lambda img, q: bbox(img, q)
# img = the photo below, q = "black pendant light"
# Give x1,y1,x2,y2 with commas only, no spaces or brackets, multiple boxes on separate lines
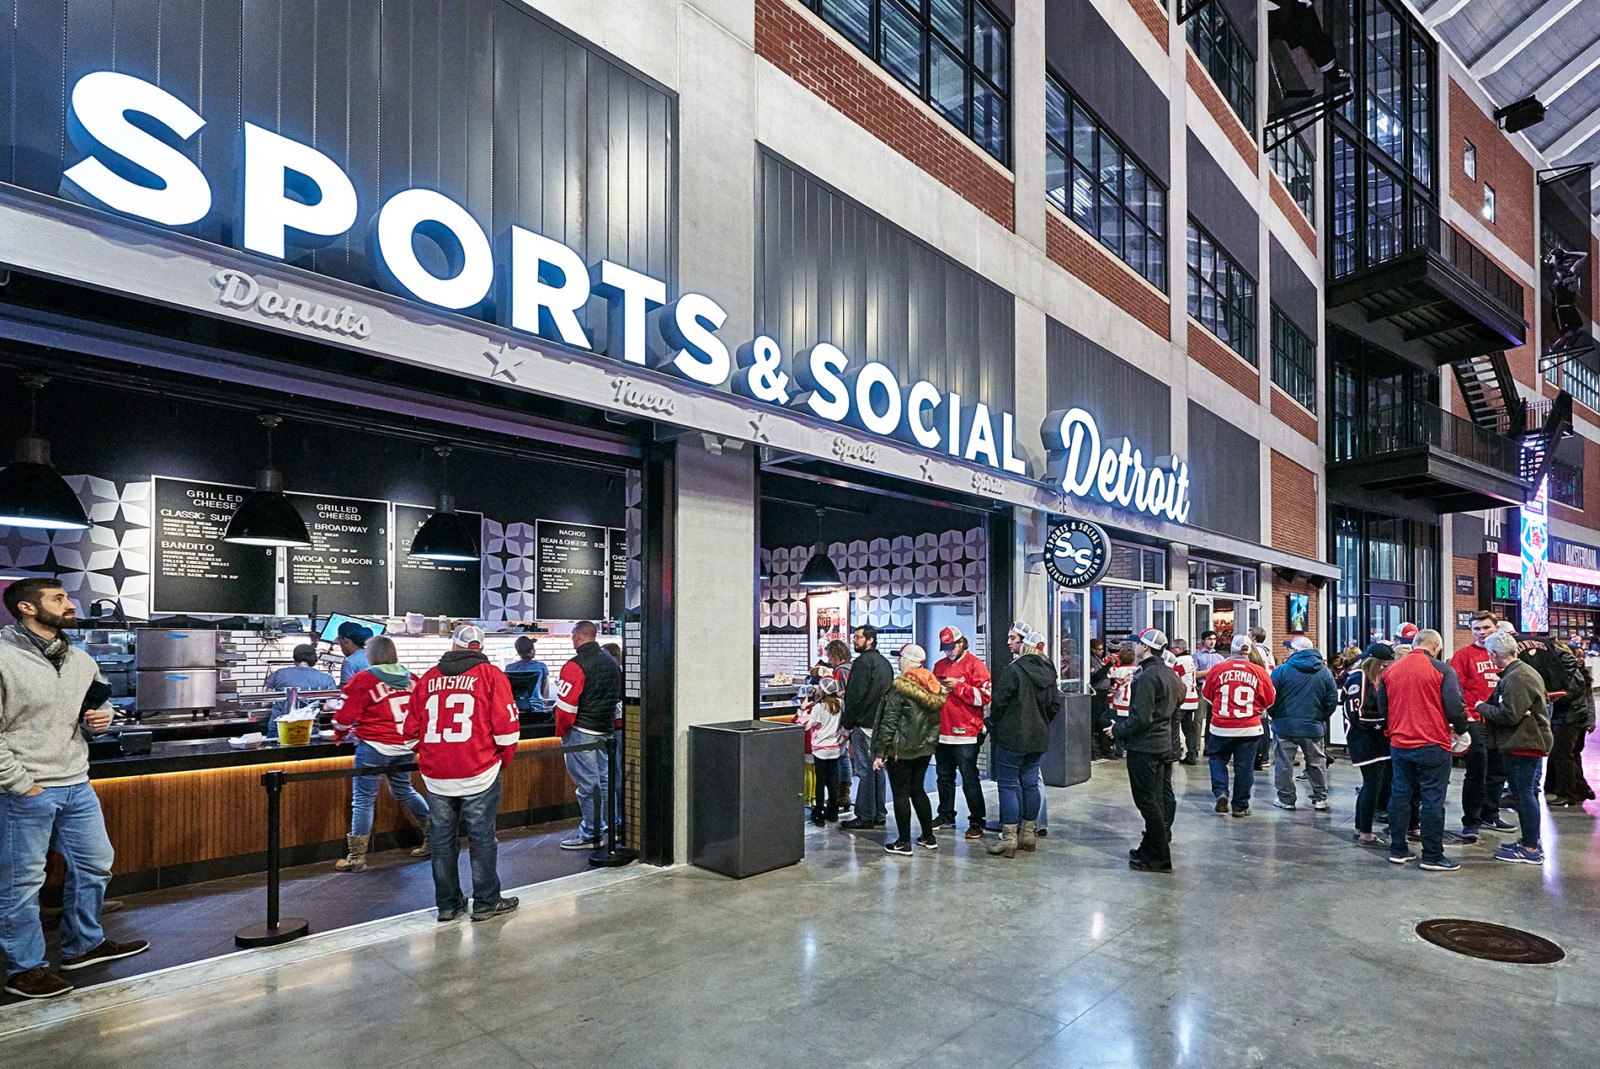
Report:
410,444,480,562
798,507,843,587
223,414,312,547
0,374,90,531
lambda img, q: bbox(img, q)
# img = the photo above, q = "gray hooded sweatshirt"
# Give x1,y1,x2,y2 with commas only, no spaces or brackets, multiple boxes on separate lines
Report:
0,624,108,794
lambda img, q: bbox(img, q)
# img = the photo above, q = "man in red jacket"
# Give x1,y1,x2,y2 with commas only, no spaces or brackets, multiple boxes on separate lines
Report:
932,626,991,839
1376,629,1469,872
403,625,521,922
553,620,623,851
1450,610,1511,840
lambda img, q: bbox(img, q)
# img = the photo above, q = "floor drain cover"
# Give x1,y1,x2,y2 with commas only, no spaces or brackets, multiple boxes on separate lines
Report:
1415,919,1565,964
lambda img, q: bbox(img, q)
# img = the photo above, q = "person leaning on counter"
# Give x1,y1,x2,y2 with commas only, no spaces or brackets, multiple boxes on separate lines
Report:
0,578,148,1000
263,644,336,728
336,622,374,685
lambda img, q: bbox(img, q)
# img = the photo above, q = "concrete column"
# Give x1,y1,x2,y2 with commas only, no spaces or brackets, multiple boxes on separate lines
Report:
671,434,758,861
1011,0,1047,251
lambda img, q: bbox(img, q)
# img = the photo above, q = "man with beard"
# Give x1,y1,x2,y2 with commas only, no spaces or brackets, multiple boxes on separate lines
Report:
1,578,147,999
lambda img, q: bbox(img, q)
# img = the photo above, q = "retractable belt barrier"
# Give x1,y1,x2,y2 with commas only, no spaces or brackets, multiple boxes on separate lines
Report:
234,734,633,949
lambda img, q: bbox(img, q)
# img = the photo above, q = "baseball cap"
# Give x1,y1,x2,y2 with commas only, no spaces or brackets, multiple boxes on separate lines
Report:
1136,628,1168,652
1010,619,1032,637
1397,622,1419,641
899,643,927,668
938,626,964,651
451,623,485,649
1288,636,1314,652
1362,642,1396,660
1230,635,1253,653
818,676,842,696
1023,630,1046,652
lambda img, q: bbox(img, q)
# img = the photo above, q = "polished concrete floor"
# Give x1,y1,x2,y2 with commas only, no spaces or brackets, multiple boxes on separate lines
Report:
6,819,591,999
3,741,1598,1068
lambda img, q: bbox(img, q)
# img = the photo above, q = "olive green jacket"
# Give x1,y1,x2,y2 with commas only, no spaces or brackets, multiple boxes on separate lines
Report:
871,675,944,761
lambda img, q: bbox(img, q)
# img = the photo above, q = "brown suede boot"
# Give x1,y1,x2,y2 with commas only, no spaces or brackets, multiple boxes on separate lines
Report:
1019,820,1038,852
986,824,1018,857
334,834,370,872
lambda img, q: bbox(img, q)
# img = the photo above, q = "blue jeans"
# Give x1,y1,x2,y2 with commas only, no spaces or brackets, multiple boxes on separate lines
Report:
0,783,114,973
1207,734,1260,810
935,742,985,827
564,731,611,840
350,742,430,837
1501,753,1544,850
428,777,503,914
1389,745,1452,862
850,728,887,822
991,744,1043,825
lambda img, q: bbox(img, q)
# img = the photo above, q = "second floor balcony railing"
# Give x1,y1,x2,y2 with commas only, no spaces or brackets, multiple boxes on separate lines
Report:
1331,399,1522,476
1330,201,1524,324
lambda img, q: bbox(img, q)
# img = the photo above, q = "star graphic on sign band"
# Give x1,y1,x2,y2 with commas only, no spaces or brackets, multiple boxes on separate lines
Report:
484,344,529,383
918,458,934,482
749,414,771,443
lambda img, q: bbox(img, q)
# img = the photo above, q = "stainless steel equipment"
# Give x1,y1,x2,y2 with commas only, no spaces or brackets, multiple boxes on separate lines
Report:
136,669,218,713
134,628,237,715
135,629,220,670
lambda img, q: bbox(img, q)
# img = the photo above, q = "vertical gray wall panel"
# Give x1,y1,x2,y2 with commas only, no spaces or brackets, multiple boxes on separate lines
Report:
1186,401,1260,542
1044,0,1170,180
757,152,1015,410
1186,132,1257,271
1269,236,1318,337
1045,318,1171,455
0,0,676,327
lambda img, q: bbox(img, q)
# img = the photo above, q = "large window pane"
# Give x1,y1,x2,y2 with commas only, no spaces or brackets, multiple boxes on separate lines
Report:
971,78,1006,159
930,38,967,126
816,0,870,50
973,3,1007,90
930,0,965,44
880,1,924,93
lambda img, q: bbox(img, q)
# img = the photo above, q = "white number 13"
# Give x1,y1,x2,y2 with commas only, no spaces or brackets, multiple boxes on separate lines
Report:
424,693,474,743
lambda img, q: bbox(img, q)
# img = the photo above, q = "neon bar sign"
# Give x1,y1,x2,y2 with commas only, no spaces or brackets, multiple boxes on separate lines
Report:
57,70,1190,520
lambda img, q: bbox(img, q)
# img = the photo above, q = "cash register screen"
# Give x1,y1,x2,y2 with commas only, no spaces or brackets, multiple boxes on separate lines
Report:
318,613,388,644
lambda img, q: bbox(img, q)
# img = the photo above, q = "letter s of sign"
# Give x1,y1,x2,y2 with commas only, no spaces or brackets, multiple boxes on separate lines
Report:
652,293,731,387
62,71,213,227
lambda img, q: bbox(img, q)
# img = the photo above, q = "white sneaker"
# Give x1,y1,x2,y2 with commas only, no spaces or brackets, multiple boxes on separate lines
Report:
1313,800,1330,812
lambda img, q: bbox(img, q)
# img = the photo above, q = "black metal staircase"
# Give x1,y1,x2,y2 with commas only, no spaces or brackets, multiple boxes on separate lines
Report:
1451,352,1525,434
1518,391,1574,492
1446,350,1574,498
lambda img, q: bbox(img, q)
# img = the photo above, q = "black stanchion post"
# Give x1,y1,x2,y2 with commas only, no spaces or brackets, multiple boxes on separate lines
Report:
235,769,312,948
589,734,637,868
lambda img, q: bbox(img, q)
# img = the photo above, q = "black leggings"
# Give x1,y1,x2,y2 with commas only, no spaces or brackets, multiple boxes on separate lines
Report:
812,757,839,815
886,755,934,841
1355,761,1390,834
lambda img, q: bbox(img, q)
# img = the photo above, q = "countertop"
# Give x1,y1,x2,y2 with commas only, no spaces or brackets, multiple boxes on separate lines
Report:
89,724,558,780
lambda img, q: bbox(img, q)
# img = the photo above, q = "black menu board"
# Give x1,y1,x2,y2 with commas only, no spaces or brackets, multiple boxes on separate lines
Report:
149,477,276,615
286,493,389,616
393,503,483,618
535,521,608,620
608,527,629,620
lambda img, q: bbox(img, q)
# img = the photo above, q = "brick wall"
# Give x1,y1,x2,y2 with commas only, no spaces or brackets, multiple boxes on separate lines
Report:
756,0,1015,230
1046,210,1172,339
1448,80,1535,266
1131,0,1169,48
1269,172,1316,251
1269,450,1318,558
1186,52,1255,166
1271,386,1317,443
1188,319,1262,399
1272,577,1319,644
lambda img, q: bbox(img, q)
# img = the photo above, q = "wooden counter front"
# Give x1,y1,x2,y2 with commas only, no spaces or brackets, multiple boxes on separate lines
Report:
89,738,576,892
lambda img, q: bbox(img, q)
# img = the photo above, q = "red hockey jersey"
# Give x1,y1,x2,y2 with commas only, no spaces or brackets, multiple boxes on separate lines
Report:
1201,657,1276,737
402,655,521,797
932,651,991,744
1448,642,1500,722
332,666,415,755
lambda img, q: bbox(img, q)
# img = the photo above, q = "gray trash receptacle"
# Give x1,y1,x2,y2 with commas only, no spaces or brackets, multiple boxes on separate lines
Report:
1041,694,1094,788
689,720,805,878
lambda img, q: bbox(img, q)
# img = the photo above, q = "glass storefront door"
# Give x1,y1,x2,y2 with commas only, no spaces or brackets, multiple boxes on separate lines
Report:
1147,591,1179,640
1054,588,1088,694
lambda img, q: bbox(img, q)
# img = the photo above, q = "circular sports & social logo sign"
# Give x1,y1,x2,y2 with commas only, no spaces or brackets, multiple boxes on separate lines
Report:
1043,519,1111,589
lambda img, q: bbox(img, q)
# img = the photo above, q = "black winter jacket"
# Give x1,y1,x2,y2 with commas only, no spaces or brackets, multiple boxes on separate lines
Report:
1518,638,1586,723
842,648,893,731
1113,657,1182,758
989,654,1059,754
